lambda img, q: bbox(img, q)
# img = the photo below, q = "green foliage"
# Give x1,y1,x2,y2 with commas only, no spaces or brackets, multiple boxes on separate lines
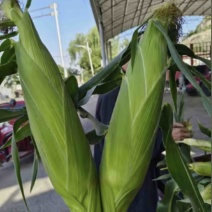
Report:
79,27,101,81
1,1,211,211
80,48,101,81
182,16,211,40
68,27,130,82
68,27,101,82
0,39,18,85
120,38,130,50
160,104,208,212
196,16,211,32
0,8,14,34
107,37,130,61
57,64,68,79
68,33,86,60
109,36,120,59
183,30,197,39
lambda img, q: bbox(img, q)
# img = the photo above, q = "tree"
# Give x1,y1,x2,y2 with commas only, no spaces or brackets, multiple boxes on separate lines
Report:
120,38,130,51
68,27,102,82
68,27,130,82
68,33,86,61
4,73,20,88
57,64,66,79
107,37,130,61
110,36,120,59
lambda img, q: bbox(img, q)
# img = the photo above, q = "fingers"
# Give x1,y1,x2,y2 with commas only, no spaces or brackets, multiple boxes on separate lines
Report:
173,132,191,141
180,128,191,133
173,122,184,128
172,122,192,141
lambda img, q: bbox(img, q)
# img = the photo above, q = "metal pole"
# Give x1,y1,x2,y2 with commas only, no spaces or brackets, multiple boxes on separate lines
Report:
98,19,107,67
108,40,112,61
51,3,68,78
32,13,51,19
86,41,94,76
73,44,94,77
30,6,50,12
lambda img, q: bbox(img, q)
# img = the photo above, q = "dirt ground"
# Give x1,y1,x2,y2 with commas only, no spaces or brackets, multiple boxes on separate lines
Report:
0,93,210,212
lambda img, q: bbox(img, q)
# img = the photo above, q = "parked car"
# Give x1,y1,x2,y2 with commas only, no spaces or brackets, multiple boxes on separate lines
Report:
186,65,211,96
0,99,33,163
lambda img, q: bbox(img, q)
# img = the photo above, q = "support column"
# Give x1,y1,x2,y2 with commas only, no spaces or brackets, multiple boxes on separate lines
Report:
108,40,112,61
98,19,108,67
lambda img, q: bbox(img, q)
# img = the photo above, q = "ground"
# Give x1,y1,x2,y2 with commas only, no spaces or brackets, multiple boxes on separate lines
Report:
0,92,210,211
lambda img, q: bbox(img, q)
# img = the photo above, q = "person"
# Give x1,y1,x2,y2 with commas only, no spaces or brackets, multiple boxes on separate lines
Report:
94,67,192,212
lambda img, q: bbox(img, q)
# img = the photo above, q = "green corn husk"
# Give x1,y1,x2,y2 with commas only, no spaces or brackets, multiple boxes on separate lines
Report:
2,1,101,211
100,3,182,211
176,138,211,152
201,183,211,204
189,162,211,177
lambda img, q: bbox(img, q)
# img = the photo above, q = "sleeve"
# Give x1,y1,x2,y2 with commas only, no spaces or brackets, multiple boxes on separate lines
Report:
151,128,165,163
94,96,104,171
95,95,103,122
94,88,120,171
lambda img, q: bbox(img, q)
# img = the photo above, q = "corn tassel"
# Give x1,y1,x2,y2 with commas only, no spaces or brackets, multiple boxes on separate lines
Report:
100,4,182,211
2,1,101,211
189,162,211,177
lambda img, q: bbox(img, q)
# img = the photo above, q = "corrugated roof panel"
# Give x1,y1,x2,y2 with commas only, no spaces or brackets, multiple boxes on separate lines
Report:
101,1,111,12
132,16,140,27
112,24,123,36
90,0,211,41
185,1,211,15
125,13,136,22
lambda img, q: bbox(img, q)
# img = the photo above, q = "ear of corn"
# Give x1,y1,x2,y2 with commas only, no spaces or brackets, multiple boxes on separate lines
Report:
201,183,211,204
100,4,181,211
2,1,101,211
189,162,211,177
176,138,211,152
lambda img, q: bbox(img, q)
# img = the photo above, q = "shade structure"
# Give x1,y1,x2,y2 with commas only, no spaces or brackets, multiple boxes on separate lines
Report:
90,0,211,42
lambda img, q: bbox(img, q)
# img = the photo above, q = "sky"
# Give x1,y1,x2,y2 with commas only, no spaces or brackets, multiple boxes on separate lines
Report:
28,0,96,67
23,0,204,68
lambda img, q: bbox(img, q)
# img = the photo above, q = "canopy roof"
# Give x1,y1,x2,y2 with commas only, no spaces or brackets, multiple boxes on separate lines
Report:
90,0,211,41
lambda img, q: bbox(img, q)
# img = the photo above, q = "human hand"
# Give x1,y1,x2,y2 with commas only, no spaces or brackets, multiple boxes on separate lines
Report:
172,122,192,141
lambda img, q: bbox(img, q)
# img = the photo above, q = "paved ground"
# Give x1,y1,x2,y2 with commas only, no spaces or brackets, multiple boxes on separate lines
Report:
0,92,210,211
